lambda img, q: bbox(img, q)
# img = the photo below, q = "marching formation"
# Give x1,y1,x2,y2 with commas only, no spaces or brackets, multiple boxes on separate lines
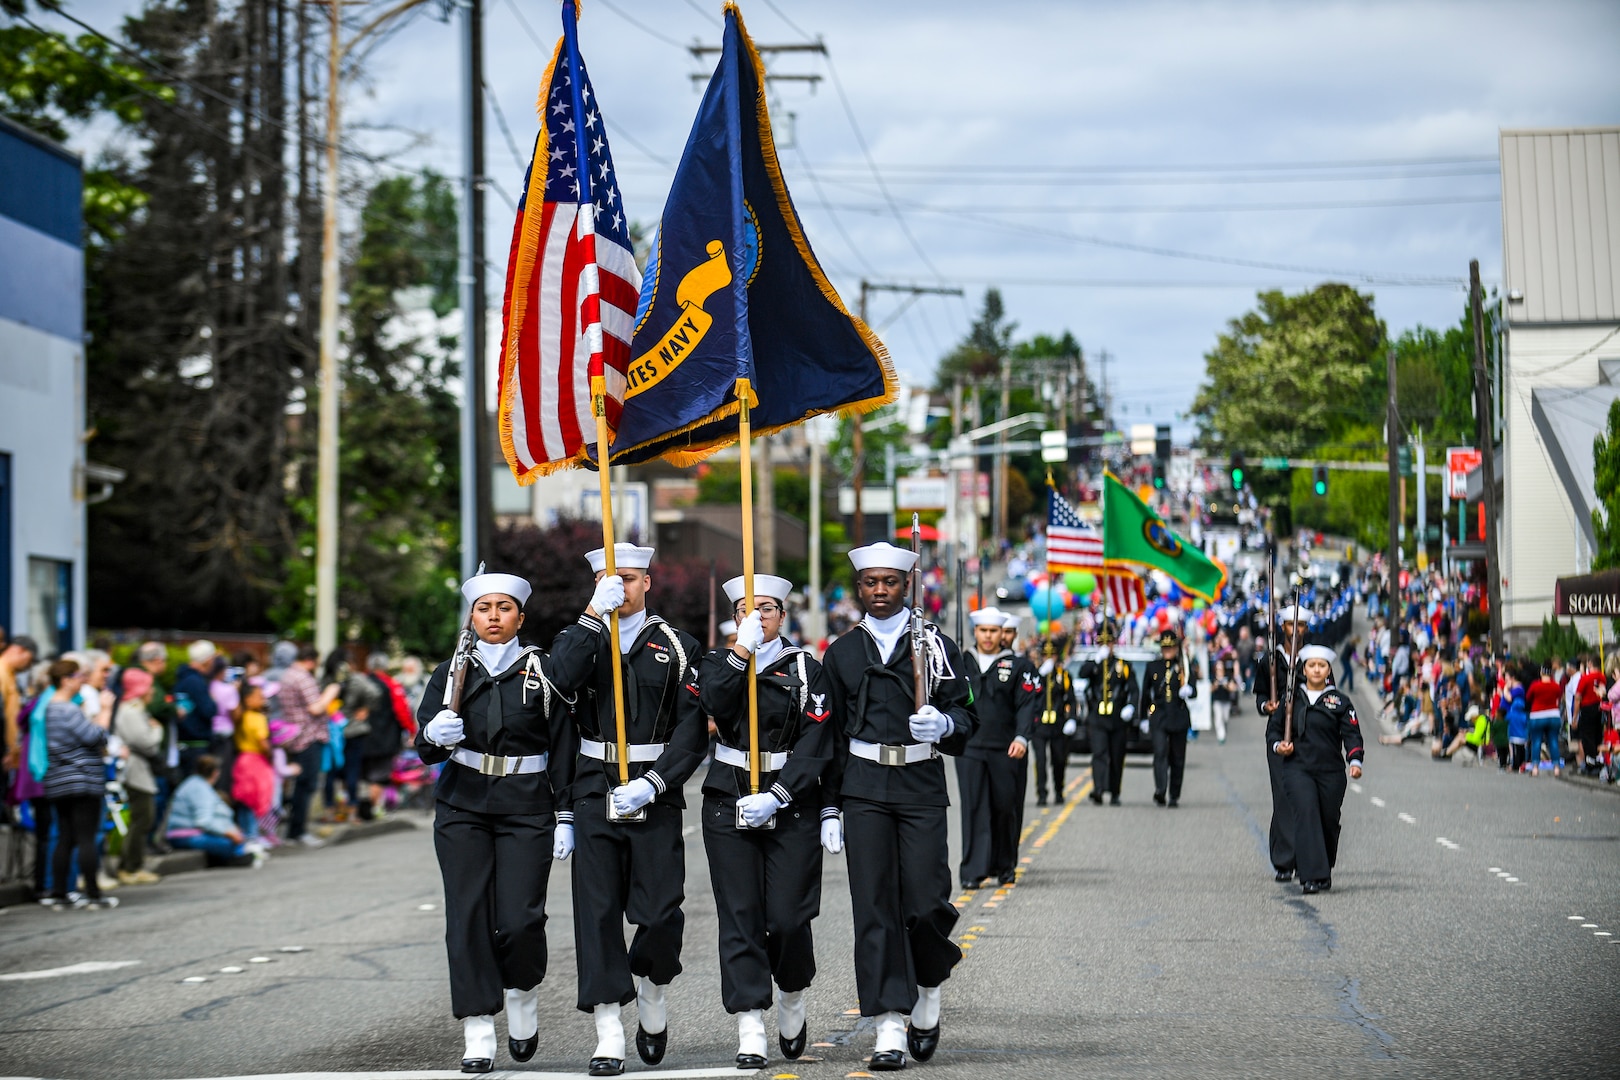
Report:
420,541,975,1075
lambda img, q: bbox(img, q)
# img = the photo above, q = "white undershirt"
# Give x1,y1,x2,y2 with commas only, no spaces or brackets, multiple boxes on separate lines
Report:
1304,687,1327,705
614,609,647,654
474,637,523,677
974,648,1009,673
756,635,786,669
863,610,909,665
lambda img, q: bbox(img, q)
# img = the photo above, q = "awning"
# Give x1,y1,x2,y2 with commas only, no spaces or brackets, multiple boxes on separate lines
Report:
1554,568,1620,618
1530,385,1620,548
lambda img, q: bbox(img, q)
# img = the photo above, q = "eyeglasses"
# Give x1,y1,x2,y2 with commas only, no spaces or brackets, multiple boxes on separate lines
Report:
736,603,783,616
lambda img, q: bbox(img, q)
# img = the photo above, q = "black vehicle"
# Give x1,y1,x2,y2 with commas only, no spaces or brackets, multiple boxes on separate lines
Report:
1064,644,1158,757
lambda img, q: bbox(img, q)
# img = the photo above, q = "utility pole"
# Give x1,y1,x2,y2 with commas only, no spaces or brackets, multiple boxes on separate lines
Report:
1386,347,1401,645
1414,427,1426,571
807,423,824,646
1471,259,1503,652
459,0,491,586
997,354,1011,546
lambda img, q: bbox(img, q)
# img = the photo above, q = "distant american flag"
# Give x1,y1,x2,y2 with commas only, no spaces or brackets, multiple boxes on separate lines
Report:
1047,487,1104,572
1103,572,1146,615
498,4,640,481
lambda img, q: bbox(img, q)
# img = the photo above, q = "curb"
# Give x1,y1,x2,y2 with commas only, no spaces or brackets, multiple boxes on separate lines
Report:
1555,771,1620,797
0,813,421,908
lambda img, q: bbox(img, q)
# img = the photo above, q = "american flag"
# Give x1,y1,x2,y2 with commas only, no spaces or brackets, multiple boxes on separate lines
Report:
1047,487,1104,572
498,4,640,482
1102,571,1147,615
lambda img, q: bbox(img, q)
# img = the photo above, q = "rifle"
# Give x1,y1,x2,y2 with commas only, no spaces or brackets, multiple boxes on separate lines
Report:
443,605,478,715
1267,541,1278,715
910,513,927,711
1282,587,1303,745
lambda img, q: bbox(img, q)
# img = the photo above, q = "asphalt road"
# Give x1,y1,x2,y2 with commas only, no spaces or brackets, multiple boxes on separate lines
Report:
3,663,1617,1079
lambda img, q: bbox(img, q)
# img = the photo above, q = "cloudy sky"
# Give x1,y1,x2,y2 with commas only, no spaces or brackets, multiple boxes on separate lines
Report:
51,0,1620,439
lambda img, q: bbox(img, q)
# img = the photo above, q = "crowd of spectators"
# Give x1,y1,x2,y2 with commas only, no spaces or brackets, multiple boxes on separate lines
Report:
0,630,432,910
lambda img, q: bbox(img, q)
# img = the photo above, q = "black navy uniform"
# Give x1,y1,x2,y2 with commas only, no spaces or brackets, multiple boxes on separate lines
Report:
697,642,838,1015
1254,654,1295,874
958,650,1041,885
1079,653,1138,802
547,610,708,1012
1267,683,1364,886
1031,663,1077,805
1143,655,1198,804
822,621,976,1018
415,646,574,1020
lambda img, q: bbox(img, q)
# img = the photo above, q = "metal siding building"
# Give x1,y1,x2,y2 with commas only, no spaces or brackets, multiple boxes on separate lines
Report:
1499,127,1620,645
0,116,86,656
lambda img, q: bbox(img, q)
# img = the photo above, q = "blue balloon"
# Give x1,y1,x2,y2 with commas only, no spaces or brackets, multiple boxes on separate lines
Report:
1022,578,1037,599
1029,584,1063,621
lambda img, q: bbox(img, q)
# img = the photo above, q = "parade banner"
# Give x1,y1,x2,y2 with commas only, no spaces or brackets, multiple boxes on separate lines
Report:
1101,472,1227,602
611,2,895,465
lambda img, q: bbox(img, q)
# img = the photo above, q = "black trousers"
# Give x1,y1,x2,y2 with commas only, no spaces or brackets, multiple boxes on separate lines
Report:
1152,726,1188,800
844,797,961,1016
1030,731,1067,802
571,794,686,1012
1090,722,1127,797
955,753,1022,883
1267,756,1295,873
433,802,554,1018
286,742,324,840
30,797,54,895
1279,766,1347,884
49,795,103,900
1578,704,1604,764
701,795,822,1013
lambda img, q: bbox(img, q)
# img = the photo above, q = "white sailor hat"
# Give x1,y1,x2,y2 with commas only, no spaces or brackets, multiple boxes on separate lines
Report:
1276,605,1309,624
969,607,1005,627
848,542,918,573
723,574,793,605
1298,644,1336,664
1000,611,1022,629
719,619,738,638
461,571,532,606
585,543,656,573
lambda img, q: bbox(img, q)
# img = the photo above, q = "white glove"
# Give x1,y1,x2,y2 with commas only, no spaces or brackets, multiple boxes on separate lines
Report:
611,777,656,815
1121,704,1136,722
820,816,844,853
909,705,952,743
736,792,782,827
1039,658,1055,676
553,823,574,860
1179,684,1195,700
590,574,625,616
1139,719,1151,735
735,611,765,655
1062,719,1077,736
424,709,465,747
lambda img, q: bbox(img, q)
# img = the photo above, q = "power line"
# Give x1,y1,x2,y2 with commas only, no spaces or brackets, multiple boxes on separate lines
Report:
803,166,1500,188
482,77,530,179
800,194,1501,215
808,155,1500,176
591,0,690,49
679,0,724,30
789,144,880,276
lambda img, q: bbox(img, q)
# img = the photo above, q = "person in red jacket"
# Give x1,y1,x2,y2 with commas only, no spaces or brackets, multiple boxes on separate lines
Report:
1525,667,1566,775
1574,655,1608,774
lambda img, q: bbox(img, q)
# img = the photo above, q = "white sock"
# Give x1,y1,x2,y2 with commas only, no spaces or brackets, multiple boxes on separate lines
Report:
874,1011,907,1053
776,987,806,1039
504,986,538,1040
911,985,941,1030
738,1009,767,1058
462,1015,496,1060
637,977,668,1034
593,1002,625,1060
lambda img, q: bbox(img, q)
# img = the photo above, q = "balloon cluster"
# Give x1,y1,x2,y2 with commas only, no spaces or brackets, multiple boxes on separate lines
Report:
1018,570,1098,634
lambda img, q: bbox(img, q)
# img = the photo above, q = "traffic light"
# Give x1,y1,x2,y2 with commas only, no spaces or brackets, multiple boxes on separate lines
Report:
1230,452,1245,491
1312,465,1328,497
1153,460,1166,489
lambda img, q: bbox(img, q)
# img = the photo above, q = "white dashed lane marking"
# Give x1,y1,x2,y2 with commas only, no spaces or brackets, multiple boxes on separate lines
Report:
1436,837,1460,850
1350,782,1362,794
1397,812,1416,824
0,960,140,982
1369,796,1386,807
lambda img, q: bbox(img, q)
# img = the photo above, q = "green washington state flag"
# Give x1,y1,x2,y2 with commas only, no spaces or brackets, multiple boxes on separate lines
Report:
1101,472,1227,602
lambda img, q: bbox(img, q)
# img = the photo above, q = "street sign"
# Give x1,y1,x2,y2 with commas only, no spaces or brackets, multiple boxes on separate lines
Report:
1040,429,1068,463
1261,456,1290,470
837,487,894,514
896,476,949,510
1446,446,1481,499
1129,423,1155,456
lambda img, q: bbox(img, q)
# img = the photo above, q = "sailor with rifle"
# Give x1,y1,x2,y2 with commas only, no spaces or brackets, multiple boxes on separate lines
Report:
1269,643,1364,894
957,607,1041,889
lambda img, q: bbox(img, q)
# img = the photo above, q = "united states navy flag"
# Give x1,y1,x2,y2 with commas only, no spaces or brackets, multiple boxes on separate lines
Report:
611,2,896,464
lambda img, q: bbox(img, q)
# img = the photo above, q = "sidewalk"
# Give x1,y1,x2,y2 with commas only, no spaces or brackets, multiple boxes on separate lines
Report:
0,811,422,909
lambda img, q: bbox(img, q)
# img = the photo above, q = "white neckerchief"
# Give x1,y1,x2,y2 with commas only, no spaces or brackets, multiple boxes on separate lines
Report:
974,648,1009,673
756,635,786,669
474,637,523,677
1304,686,1327,705
614,609,648,654
863,609,909,665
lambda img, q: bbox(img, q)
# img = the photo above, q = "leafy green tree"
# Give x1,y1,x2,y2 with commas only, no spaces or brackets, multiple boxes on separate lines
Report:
1524,617,1590,667
1288,424,1391,551
934,288,1015,388
1191,283,1386,458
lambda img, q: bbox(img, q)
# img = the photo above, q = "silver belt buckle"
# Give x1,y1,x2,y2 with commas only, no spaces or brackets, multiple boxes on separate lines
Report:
479,754,512,777
878,744,906,767
735,803,777,830
607,798,646,824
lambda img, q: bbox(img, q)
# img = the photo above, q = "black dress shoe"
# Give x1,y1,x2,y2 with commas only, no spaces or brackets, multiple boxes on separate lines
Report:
736,1051,767,1069
1109,795,1121,806
869,1048,908,1071
1153,791,1167,806
907,1023,940,1061
460,1059,493,1074
1168,799,1179,808
1036,797,1048,807
960,877,983,890
636,1024,667,1065
1274,868,1295,882
780,1024,807,1059
997,870,1016,886
509,1034,538,1062
1088,791,1103,805
588,1057,625,1077
1319,879,1332,891
1300,880,1322,895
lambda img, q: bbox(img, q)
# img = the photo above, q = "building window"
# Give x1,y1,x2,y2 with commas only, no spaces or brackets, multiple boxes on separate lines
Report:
27,556,72,658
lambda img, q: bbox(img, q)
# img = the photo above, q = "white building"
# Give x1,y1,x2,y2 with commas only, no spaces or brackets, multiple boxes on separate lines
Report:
1499,126,1620,647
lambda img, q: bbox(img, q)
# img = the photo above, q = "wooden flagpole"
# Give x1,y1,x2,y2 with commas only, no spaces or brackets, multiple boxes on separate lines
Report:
592,376,631,784
736,378,761,796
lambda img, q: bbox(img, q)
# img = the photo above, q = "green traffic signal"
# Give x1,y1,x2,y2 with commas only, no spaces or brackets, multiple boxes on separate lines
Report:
1314,480,1327,495
1231,468,1244,489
